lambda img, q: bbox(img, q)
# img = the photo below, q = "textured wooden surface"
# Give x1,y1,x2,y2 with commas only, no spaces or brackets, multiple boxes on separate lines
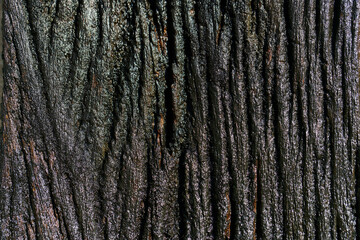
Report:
1,0,360,239
0,0,3,113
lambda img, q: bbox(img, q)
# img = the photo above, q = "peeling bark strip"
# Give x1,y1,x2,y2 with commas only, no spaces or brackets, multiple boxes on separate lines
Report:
1,0,360,239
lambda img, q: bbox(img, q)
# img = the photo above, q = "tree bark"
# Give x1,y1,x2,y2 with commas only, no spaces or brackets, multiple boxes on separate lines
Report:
1,0,360,239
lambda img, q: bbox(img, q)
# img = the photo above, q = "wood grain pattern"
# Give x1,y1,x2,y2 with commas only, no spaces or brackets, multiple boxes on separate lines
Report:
1,0,360,239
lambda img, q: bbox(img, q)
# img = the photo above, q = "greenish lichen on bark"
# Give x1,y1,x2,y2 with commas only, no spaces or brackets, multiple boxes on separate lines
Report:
1,0,360,239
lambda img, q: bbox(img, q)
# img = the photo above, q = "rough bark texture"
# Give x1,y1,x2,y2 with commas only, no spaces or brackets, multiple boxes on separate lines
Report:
1,0,360,239
0,0,3,113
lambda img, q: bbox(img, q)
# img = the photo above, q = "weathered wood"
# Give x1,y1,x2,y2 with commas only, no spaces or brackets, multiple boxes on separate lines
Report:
1,0,360,239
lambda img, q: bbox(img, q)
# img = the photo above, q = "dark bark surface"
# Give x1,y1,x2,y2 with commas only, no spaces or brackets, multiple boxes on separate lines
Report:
1,0,360,239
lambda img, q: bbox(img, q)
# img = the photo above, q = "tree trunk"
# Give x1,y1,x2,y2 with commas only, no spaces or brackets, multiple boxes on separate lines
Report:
1,0,360,239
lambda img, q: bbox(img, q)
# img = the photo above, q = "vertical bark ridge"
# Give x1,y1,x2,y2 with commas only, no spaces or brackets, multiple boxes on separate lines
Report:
226,2,254,238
